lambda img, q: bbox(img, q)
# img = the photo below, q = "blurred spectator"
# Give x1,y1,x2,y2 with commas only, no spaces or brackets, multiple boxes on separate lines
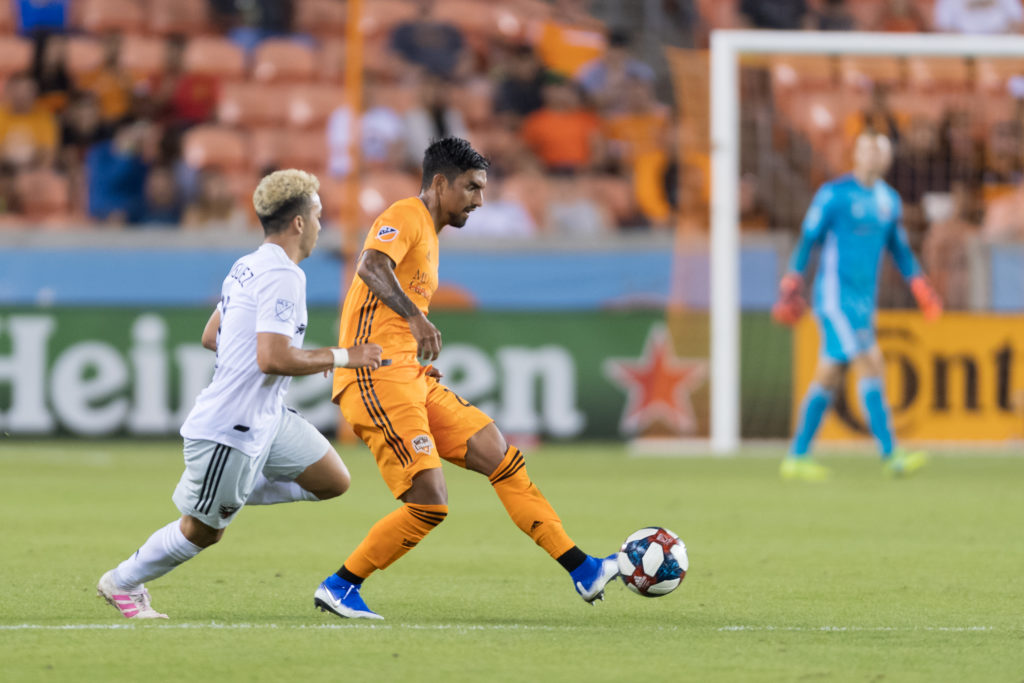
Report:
520,73,602,175
59,91,109,209
493,45,546,125
983,178,1024,240
31,34,71,112
603,77,673,225
934,0,1023,34
546,176,612,236
531,0,608,79
447,179,537,239
814,0,856,31
227,0,296,53
739,0,814,29
16,0,70,35
0,73,59,169
327,83,406,177
182,167,249,230
164,38,219,127
874,0,928,32
403,73,469,169
843,85,905,149
0,166,16,214
980,120,1023,202
140,165,184,226
891,116,950,213
924,182,975,309
86,120,156,224
390,0,467,80
936,110,983,204
577,28,656,114
75,36,132,124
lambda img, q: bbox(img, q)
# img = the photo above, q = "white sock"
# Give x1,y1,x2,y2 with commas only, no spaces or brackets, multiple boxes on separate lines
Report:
245,474,319,505
112,520,202,590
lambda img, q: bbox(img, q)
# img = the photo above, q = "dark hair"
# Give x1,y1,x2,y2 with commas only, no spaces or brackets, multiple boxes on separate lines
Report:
420,137,489,191
258,194,313,235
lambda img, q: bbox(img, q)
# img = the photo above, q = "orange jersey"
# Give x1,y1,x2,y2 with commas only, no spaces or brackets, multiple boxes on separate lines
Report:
332,197,438,400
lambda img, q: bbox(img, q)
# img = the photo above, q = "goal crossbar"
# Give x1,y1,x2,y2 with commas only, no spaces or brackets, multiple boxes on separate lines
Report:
709,30,1024,454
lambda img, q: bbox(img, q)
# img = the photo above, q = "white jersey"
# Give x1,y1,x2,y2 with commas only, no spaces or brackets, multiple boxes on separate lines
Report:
181,243,309,457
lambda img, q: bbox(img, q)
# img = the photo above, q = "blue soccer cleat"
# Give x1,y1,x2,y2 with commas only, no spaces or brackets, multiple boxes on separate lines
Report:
314,574,384,620
572,554,619,604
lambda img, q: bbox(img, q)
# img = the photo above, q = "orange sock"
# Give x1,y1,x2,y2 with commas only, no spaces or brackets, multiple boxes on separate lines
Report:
489,445,575,560
342,502,448,579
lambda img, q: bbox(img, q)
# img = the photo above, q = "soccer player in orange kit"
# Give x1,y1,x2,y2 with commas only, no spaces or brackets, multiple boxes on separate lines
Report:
314,137,618,619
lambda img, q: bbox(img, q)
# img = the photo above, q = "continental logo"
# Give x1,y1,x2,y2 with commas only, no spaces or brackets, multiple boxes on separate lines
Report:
794,312,1024,441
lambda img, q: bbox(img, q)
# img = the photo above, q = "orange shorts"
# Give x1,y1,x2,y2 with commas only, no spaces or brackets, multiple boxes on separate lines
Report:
338,368,494,498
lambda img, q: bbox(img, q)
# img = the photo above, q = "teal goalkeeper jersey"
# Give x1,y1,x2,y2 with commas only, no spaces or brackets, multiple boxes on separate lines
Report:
788,173,921,323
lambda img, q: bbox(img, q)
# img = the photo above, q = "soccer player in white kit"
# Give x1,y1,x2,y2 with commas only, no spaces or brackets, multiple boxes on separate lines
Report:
97,169,382,619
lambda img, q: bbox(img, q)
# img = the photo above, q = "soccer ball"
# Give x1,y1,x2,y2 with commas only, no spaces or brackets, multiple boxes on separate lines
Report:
617,526,688,597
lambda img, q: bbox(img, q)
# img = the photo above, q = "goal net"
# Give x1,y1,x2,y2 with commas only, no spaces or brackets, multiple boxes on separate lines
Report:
708,31,1024,453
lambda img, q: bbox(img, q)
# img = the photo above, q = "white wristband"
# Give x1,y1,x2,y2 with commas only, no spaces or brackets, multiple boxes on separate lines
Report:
331,348,349,368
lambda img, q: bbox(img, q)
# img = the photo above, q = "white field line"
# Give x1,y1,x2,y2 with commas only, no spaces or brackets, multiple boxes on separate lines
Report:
0,623,1002,633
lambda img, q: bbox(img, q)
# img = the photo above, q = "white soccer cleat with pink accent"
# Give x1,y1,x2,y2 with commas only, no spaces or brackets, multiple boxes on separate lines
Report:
97,570,168,619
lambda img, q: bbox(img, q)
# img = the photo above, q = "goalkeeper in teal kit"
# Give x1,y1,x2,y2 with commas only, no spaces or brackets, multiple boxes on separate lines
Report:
773,132,943,481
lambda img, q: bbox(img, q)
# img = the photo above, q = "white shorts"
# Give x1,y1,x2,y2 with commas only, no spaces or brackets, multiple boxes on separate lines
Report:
172,407,331,529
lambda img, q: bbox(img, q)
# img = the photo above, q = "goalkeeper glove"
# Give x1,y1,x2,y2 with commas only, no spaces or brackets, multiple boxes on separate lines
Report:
771,272,807,326
910,275,943,321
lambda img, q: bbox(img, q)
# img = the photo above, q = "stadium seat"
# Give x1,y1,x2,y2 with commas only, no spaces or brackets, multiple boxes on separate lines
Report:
182,125,248,170
839,56,905,91
294,0,347,38
252,39,318,83
217,82,288,127
318,39,345,82
0,36,32,78
907,56,970,92
183,37,247,80
696,0,740,28
358,169,420,220
64,36,106,79
146,0,211,36
975,58,1024,94
431,1,510,40
118,34,168,80
248,127,327,172
14,169,72,221
75,0,145,34
360,0,419,37
287,84,345,128
771,55,836,92
0,1,14,34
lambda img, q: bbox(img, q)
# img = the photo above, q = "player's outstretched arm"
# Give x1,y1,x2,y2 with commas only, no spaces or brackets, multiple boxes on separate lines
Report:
356,249,442,361
201,307,220,351
256,332,382,375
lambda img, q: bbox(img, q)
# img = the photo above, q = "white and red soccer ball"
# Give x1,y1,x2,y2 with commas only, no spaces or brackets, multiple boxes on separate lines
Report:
617,526,688,597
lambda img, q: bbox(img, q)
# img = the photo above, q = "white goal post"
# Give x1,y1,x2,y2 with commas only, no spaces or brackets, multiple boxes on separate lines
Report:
709,30,1024,454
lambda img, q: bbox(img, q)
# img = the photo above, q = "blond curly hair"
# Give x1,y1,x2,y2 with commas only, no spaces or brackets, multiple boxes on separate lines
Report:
252,169,320,228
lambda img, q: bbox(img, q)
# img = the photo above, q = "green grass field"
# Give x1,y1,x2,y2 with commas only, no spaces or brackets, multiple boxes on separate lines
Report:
1,441,1022,682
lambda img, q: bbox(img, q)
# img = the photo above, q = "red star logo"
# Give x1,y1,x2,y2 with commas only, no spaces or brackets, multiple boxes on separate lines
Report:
604,325,707,435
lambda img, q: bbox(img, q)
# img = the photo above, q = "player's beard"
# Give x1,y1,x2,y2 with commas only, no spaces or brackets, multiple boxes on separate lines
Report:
449,208,472,228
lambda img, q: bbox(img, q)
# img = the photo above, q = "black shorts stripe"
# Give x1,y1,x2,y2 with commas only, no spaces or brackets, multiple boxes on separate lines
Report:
195,444,229,515
202,448,231,514
356,368,413,467
361,369,415,464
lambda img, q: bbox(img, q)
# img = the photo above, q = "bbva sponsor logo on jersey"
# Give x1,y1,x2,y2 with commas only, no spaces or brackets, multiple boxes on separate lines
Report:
376,225,399,242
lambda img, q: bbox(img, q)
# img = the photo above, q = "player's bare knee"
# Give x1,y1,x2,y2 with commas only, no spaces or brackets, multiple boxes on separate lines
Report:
180,515,223,548
315,471,351,500
466,423,508,476
401,468,448,505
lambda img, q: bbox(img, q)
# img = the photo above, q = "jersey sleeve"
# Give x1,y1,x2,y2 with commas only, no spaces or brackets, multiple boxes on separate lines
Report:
255,268,304,337
886,194,922,280
787,184,834,274
361,205,420,266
